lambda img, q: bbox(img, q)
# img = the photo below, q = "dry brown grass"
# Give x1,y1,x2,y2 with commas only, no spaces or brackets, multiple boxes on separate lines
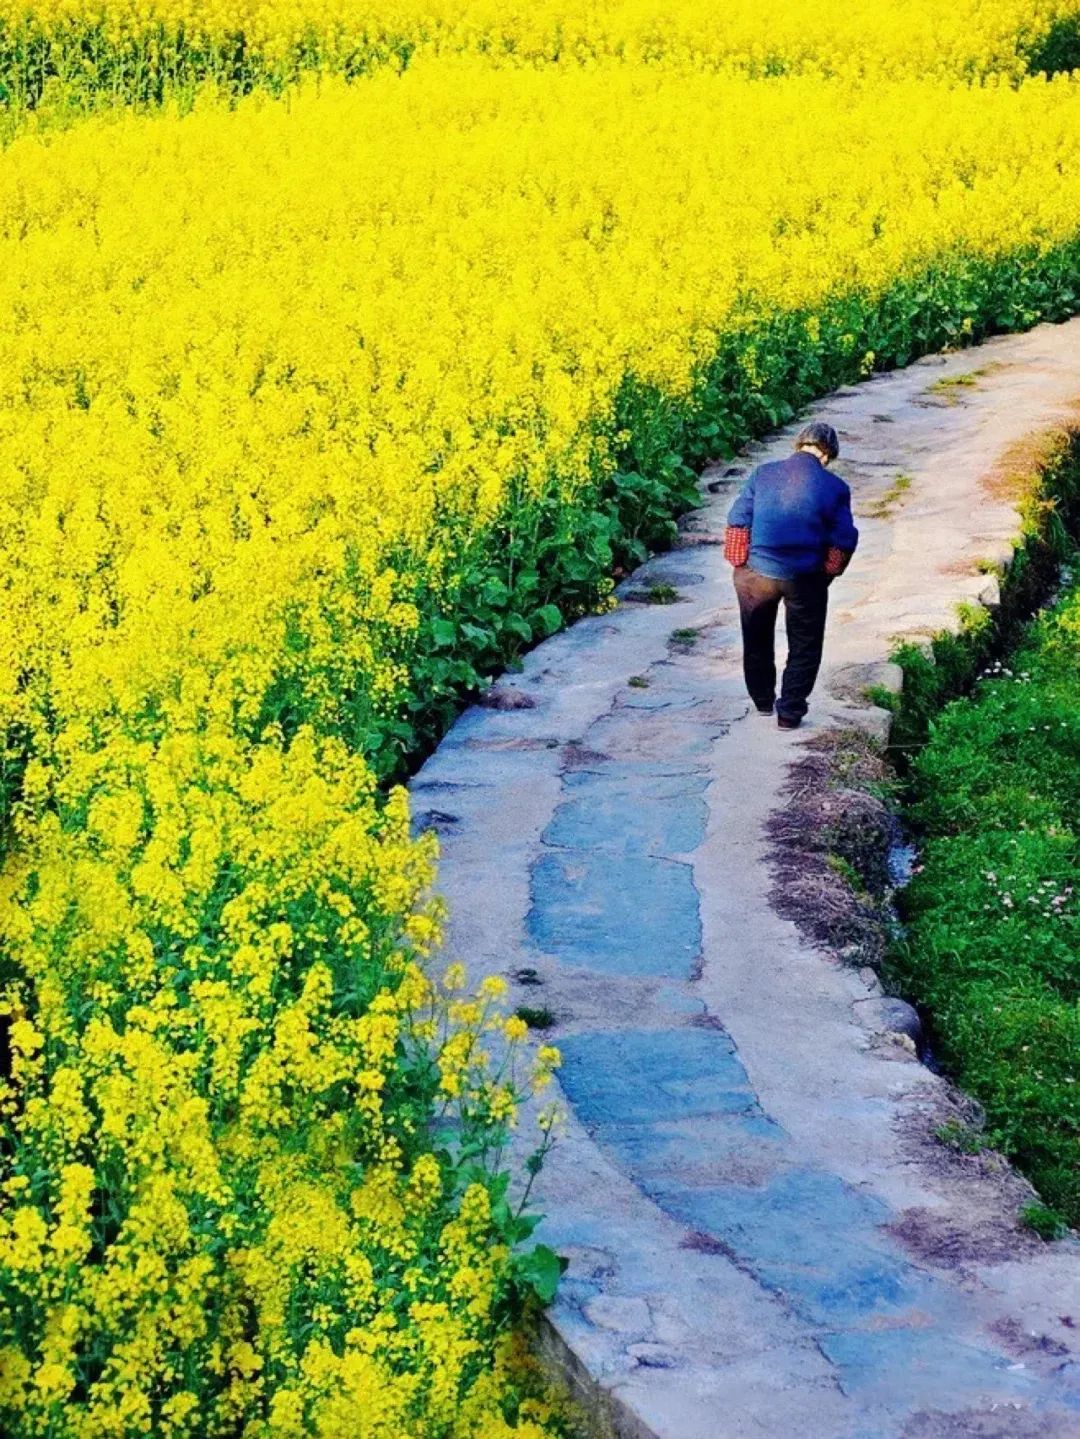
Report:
766,730,896,965
980,420,1077,505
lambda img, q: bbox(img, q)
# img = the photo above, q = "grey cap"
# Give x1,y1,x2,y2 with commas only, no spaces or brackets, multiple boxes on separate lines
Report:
794,421,840,461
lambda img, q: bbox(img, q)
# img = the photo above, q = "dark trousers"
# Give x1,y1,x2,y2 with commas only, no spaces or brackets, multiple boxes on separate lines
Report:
733,566,830,720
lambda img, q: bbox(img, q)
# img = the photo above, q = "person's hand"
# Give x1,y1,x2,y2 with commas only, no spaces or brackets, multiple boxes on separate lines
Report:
824,545,851,577
724,526,750,567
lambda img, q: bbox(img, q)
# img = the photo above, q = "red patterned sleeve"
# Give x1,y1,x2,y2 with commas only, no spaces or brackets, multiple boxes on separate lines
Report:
724,526,750,567
824,546,852,577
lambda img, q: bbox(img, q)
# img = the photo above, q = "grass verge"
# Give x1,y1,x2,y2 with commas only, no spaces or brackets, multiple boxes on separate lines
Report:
886,431,1080,1229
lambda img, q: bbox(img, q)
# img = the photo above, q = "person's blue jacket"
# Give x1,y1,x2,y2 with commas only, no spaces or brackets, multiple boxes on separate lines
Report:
726,451,858,580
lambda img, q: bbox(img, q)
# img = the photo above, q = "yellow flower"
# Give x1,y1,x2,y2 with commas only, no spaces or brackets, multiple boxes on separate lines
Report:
442,964,467,993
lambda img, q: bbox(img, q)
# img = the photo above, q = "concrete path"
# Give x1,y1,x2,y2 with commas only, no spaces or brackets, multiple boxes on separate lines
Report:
409,319,1080,1439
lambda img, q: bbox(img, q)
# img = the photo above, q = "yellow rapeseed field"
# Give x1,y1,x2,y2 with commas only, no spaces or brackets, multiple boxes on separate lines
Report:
3,66,1080,773
1,8,1080,1437
0,0,1078,104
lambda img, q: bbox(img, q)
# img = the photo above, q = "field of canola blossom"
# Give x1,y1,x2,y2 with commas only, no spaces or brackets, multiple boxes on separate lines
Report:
3,5,1080,1436
1,0,1080,112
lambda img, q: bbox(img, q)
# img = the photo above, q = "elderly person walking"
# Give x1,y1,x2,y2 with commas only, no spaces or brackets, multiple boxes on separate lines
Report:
723,421,858,730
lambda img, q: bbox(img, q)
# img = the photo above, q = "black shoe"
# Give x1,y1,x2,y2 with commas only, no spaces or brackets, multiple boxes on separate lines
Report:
754,699,775,716
777,714,802,730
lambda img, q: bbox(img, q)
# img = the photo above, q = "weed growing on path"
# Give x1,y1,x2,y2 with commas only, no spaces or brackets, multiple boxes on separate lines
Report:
921,363,1002,406
514,1006,558,1032
865,472,914,518
626,584,681,605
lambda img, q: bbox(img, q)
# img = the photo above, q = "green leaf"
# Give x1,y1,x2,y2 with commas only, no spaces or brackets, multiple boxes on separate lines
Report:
489,1171,511,1204
431,616,457,648
460,621,495,647
534,604,563,637
481,576,510,608
509,1211,542,1243
503,613,533,643
515,1244,567,1304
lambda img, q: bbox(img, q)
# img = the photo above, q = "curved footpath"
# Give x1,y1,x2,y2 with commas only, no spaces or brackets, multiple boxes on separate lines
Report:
410,319,1080,1439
